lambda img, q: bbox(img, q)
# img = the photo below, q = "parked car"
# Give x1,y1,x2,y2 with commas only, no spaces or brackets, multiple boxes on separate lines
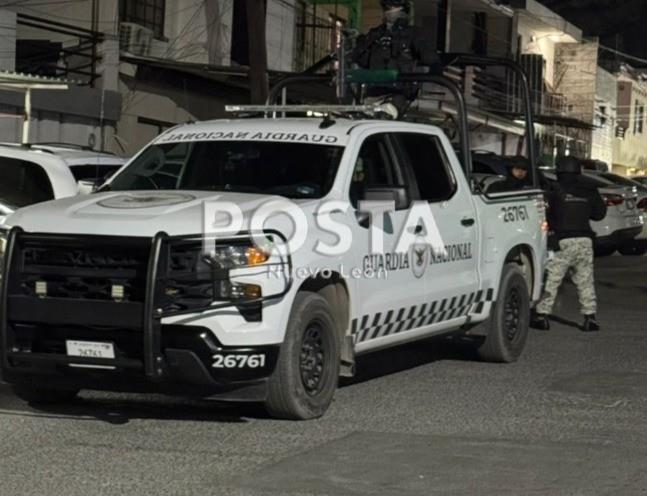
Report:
630,176,647,187
585,171,647,255
0,143,126,223
541,170,643,257
595,171,647,193
580,159,609,172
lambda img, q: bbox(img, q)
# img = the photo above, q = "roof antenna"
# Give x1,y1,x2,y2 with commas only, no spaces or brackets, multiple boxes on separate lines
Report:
319,113,336,129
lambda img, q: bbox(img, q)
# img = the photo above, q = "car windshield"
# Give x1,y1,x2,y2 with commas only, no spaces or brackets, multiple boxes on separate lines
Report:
543,171,618,190
0,156,54,208
600,173,647,191
583,174,615,188
106,141,344,199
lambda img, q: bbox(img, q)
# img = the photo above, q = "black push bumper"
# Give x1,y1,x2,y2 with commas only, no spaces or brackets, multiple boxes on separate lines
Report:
0,229,290,400
2,324,280,400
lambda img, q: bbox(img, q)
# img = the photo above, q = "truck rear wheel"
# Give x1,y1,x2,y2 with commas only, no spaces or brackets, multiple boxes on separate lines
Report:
12,384,79,405
265,292,341,420
478,264,530,363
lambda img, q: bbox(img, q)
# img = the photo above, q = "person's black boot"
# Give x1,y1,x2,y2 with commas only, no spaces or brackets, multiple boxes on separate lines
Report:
582,315,600,332
530,312,550,331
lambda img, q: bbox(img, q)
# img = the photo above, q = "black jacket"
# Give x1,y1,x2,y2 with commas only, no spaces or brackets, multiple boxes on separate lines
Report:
352,19,440,73
547,173,607,241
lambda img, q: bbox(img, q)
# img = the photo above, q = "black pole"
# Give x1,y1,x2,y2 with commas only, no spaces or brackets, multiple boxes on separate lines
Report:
246,0,269,104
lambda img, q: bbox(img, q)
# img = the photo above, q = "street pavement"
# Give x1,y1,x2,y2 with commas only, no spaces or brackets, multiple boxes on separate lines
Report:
0,256,646,495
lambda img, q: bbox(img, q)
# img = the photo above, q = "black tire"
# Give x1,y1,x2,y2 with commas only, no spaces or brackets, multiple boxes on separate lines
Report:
265,292,341,420
618,243,647,256
594,246,616,257
478,264,530,363
12,384,79,405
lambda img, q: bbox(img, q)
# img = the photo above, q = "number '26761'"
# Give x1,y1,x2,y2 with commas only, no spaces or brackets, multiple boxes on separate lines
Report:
501,206,529,223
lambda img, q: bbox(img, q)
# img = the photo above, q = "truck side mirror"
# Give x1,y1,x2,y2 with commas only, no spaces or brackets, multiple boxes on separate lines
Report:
77,170,116,195
363,186,410,210
77,179,99,195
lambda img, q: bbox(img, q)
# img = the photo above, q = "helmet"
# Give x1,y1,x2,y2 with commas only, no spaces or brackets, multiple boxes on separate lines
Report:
507,156,529,170
380,0,411,12
556,156,581,174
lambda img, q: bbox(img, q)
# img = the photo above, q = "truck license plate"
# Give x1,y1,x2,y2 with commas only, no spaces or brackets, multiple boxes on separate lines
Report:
66,340,115,369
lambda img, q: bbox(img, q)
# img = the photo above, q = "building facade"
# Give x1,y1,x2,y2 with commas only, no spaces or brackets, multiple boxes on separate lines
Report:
613,66,647,175
0,4,121,152
0,0,352,156
2,0,644,172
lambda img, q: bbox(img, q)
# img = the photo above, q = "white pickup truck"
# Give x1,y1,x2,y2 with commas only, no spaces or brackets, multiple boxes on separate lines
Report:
0,113,547,419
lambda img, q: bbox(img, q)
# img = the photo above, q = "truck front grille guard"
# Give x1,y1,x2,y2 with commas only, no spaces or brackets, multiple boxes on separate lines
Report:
0,228,293,380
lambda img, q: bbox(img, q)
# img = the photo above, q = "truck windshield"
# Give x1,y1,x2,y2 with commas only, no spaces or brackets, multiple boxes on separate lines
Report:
106,141,344,199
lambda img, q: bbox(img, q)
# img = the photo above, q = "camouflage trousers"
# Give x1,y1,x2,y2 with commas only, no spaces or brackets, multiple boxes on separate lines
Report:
536,237,597,316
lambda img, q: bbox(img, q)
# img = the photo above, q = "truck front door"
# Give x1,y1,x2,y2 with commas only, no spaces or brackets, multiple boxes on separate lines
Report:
348,131,429,348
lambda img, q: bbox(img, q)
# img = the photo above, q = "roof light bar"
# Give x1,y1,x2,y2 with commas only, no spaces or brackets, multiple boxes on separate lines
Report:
225,104,399,120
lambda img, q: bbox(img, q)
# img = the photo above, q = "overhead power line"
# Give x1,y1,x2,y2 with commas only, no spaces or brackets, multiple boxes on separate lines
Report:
598,44,647,67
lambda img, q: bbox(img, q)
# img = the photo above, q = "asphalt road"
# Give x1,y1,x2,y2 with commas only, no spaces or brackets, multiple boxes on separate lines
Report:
1,256,646,495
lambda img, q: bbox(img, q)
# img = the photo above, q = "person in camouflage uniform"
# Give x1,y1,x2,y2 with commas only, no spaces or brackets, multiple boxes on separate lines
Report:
535,238,597,315
531,156,607,332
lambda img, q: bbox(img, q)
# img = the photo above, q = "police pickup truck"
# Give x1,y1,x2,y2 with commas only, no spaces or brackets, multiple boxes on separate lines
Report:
0,111,546,420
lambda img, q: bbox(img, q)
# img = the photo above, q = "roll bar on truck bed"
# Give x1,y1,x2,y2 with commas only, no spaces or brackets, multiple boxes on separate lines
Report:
262,53,538,188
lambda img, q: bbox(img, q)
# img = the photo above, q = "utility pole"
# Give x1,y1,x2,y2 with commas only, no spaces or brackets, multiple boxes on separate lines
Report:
246,0,269,103
437,0,452,54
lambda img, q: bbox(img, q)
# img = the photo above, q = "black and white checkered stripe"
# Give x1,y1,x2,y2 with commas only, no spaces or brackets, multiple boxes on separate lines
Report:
352,289,494,344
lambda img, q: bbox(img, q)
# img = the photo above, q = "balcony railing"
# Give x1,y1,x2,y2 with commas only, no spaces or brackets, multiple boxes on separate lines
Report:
464,65,572,119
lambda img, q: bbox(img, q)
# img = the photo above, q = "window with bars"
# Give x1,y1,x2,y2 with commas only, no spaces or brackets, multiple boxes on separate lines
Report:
120,0,166,39
294,2,345,72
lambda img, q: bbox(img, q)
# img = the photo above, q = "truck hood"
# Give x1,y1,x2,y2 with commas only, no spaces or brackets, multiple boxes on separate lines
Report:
4,190,316,237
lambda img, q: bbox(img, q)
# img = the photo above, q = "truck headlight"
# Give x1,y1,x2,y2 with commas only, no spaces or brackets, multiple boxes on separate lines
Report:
208,244,269,269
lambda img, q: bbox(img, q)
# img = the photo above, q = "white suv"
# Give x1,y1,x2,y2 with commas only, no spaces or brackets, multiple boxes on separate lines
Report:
0,143,126,223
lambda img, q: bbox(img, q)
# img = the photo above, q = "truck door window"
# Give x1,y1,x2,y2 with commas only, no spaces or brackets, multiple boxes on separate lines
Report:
394,133,456,202
350,133,403,208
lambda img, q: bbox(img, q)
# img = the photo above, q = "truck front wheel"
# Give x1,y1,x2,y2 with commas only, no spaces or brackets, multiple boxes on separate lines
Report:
265,292,341,420
478,264,530,363
12,384,79,405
